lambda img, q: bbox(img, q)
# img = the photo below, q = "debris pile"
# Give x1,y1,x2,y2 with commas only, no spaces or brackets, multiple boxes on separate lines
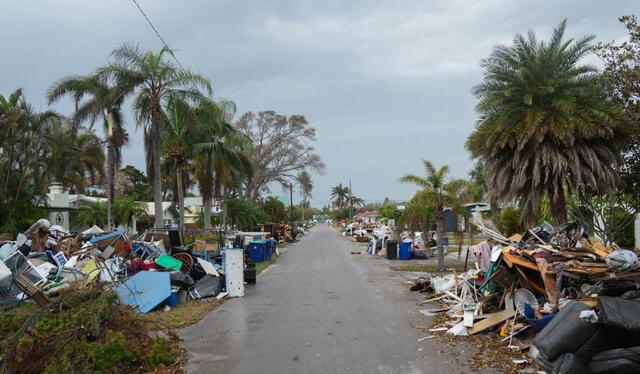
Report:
0,219,259,315
411,212,640,374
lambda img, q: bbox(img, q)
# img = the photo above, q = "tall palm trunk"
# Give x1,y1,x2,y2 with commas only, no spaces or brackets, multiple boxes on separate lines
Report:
177,164,185,230
203,194,212,230
435,204,445,271
548,185,567,225
222,186,228,231
106,112,115,231
152,113,163,229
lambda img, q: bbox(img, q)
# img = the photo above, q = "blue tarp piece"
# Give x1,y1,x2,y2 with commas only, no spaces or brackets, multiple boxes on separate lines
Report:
115,271,171,314
90,229,126,244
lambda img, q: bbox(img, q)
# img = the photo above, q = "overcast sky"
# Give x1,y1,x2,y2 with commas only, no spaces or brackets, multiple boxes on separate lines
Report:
1,1,637,207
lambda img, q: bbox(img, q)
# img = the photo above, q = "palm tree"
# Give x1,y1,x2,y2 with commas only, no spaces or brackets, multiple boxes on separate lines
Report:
350,195,365,207
466,20,623,225
44,120,105,193
161,98,199,230
76,202,107,227
297,171,313,221
100,43,212,229
330,184,349,210
47,73,132,230
193,99,253,230
114,196,148,228
0,89,61,232
399,160,467,271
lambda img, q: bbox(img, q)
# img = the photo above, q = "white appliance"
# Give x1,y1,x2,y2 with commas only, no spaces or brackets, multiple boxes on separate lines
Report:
223,248,244,297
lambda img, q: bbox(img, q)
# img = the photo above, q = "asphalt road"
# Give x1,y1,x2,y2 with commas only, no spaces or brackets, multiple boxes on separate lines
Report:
181,224,467,374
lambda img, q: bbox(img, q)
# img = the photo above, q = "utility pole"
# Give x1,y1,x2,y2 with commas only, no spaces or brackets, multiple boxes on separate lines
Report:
349,179,353,225
289,183,294,237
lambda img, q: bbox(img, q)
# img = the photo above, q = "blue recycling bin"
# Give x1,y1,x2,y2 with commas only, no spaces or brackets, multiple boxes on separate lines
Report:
248,241,266,263
398,241,412,260
263,240,272,261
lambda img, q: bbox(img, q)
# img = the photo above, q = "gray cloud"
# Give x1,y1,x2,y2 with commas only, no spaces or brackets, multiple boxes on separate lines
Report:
1,0,636,206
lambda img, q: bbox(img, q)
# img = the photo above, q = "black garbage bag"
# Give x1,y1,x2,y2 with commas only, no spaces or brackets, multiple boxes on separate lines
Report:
532,300,597,361
189,262,207,282
588,346,640,374
170,272,195,288
598,296,640,333
574,326,621,362
189,274,223,299
533,352,587,374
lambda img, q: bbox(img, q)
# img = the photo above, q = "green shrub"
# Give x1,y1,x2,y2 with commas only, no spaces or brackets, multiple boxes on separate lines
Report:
497,207,524,237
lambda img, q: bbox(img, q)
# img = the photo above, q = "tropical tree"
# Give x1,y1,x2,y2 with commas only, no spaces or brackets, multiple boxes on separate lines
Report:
76,202,107,227
259,196,288,223
467,20,624,225
0,89,59,232
100,43,212,228
113,196,148,228
399,160,467,270
330,184,349,210
161,98,198,230
193,99,253,230
297,171,313,221
226,197,262,228
399,193,435,232
47,73,132,230
596,15,640,207
350,195,365,207
43,118,105,193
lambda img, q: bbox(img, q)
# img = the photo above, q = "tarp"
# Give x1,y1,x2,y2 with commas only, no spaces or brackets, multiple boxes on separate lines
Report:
82,225,104,236
90,229,126,244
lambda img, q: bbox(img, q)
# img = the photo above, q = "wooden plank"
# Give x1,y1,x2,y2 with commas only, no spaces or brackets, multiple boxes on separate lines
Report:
502,250,538,271
468,309,516,335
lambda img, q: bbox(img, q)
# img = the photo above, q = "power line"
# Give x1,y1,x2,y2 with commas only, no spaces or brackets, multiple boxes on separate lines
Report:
130,0,185,71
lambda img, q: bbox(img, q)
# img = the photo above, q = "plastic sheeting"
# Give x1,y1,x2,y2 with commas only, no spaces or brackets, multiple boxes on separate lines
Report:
532,300,597,361
598,296,640,333
606,250,638,272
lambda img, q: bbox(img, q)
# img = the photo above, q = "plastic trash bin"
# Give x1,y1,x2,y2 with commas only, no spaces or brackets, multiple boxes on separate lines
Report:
263,240,272,261
399,241,412,260
248,241,266,263
386,240,398,260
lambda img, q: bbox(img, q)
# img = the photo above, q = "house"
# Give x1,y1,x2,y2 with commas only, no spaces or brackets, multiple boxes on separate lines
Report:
182,197,222,229
359,211,379,224
46,183,221,231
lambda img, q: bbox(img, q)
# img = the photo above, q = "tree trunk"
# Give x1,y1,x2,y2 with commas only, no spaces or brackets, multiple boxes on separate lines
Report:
152,114,163,229
222,186,228,231
436,205,445,271
106,112,115,231
549,185,567,225
177,164,184,230
203,194,212,231
106,138,115,231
